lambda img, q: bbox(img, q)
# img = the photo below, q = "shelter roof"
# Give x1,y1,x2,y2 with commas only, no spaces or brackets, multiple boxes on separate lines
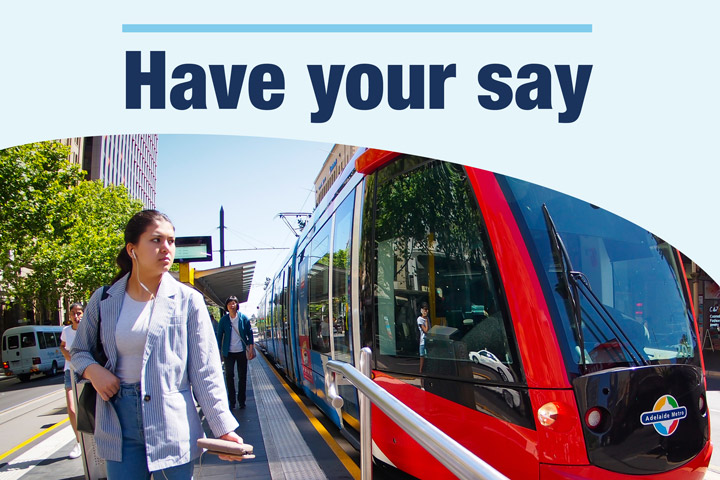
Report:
172,261,255,307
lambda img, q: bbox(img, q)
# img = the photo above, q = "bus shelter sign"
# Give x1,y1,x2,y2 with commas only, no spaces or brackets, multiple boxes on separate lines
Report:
640,395,687,436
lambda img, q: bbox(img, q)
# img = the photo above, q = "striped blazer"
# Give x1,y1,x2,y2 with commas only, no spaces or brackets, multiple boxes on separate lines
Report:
71,273,238,471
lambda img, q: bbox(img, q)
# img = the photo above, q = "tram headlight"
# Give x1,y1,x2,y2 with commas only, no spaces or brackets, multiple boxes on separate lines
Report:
537,401,577,432
537,402,559,427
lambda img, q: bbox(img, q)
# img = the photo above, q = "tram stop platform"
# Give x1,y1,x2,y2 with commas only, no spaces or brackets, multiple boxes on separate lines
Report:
9,350,720,480
3,352,360,480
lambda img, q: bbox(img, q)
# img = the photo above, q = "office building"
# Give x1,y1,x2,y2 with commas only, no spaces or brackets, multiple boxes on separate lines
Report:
59,134,158,208
314,144,358,206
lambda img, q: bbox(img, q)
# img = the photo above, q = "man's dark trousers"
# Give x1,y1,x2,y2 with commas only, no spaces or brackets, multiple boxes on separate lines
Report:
224,351,248,408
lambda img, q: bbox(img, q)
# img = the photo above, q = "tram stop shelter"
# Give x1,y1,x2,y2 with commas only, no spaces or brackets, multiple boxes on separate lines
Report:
172,261,256,307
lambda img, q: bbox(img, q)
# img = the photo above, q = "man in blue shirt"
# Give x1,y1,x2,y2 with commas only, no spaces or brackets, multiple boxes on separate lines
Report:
217,295,254,409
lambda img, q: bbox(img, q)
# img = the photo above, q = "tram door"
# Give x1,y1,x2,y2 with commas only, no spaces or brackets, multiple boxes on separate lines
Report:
273,275,287,372
305,222,332,387
331,194,360,425
281,265,296,383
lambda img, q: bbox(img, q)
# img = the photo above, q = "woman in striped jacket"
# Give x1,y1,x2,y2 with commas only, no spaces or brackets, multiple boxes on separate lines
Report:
72,210,244,479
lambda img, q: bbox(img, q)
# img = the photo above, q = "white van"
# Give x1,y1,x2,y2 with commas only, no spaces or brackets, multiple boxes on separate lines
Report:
2,325,65,382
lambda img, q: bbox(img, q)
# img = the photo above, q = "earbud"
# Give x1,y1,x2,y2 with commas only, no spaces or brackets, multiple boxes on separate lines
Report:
132,249,137,260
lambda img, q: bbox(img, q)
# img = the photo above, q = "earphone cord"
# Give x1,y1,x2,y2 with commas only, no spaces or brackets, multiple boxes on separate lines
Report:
133,251,156,300
138,278,155,300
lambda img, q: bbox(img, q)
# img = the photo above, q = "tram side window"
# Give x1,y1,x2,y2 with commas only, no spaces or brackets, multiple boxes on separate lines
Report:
297,248,309,344
374,158,521,382
333,194,355,363
259,300,268,343
284,266,292,344
274,275,283,340
266,295,273,340
308,221,331,354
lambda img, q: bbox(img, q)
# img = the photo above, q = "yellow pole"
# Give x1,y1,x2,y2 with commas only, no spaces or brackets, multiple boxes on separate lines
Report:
427,233,440,325
179,263,195,285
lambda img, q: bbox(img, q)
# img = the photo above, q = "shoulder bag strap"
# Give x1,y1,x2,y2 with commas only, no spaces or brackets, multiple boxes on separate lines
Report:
95,285,110,365
231,316,248,348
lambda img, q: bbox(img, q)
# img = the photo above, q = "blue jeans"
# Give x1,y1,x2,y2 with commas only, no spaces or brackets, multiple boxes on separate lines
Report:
106,384,195,480
63,369,80,390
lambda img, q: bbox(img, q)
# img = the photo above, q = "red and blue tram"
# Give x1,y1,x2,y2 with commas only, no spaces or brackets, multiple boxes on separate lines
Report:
256,149,710,479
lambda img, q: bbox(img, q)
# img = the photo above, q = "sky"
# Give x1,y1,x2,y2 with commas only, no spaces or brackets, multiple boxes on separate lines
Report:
154,135,333,316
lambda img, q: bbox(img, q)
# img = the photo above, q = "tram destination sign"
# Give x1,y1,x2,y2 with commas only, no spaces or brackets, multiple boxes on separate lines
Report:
174,236,213,263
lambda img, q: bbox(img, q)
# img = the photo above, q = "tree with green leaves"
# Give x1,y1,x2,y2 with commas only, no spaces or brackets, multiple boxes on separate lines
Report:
16,180,143,312
0,142,79,256
1,141,143,322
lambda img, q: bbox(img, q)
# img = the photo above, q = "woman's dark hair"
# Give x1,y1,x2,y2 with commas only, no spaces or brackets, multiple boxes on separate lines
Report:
225,295,239,309
111,209,174,284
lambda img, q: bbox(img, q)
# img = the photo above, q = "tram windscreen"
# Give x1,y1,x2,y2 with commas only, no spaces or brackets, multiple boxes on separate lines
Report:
502,176,699,374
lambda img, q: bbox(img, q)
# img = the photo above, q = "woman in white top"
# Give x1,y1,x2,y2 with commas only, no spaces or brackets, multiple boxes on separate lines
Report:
72,210,243,479
60,302,84,459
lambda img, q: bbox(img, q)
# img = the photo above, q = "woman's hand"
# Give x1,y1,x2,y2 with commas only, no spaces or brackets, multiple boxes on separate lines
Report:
217,431,246,462
84,364,120,401
219,431,243,444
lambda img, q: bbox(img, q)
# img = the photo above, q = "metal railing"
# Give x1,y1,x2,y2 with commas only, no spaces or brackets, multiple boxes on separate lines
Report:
325,347,508,480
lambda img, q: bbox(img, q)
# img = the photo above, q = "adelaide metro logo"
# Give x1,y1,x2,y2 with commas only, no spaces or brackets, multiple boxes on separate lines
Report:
640,395,687,436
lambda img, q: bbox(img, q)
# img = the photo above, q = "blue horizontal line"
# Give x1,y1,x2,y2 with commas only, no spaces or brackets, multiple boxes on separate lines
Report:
122,24,592,34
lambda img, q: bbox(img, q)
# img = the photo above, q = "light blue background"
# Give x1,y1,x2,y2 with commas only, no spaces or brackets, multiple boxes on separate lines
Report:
1,2,718,284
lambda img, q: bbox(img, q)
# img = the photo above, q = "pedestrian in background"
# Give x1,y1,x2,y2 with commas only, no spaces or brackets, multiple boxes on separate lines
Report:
417,302,430,373
72,209,244,479
217,296,255,409
60,302,84,459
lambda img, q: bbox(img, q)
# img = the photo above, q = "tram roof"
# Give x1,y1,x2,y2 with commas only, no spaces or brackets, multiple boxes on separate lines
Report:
177,261,255,307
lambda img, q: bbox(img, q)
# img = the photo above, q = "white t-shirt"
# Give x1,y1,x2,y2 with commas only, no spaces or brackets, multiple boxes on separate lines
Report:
229,314,245,353
115,294,153,384
61,325,78,371
417,316,428,346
